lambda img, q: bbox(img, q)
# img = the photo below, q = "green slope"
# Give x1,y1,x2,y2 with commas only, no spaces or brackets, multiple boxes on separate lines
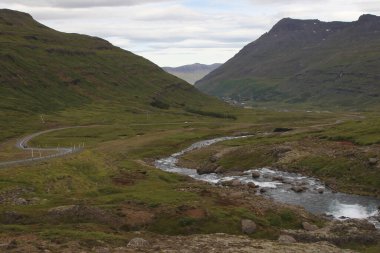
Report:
0,9,233,141
195,14,380,110
0,9,225,119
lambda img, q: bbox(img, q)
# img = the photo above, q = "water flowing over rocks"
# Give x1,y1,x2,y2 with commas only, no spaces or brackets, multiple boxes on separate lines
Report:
155,136,380,229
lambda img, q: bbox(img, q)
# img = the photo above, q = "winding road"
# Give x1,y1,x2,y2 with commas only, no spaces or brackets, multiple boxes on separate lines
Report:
0,113,358,168
0,126,87,168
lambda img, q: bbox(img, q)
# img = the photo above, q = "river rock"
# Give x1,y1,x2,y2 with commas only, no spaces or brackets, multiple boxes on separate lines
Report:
252,171,261,178
278,235,296,244
196,165,217,175
302,222,319,231
273,176,284,182
291,186,307,193
241,219,257,234
221,180,242,187
317,188,324,194
127,238,150,249
215,166,223,173
260,188,267,193
247,182,257,188
231,179,242,187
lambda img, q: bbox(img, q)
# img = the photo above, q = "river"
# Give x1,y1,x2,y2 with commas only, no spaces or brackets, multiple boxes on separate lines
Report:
155,136,380,228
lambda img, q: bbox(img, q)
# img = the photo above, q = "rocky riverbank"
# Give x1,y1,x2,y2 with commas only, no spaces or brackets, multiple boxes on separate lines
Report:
178,135,380,197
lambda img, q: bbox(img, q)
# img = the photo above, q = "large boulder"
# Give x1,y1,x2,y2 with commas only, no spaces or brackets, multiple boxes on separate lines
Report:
215,166,224,173
278,235,297,244
221,179,242,187
302,222,319,231
251,171,261,178
247,182,257,189
317,188,324,194
291,186,307,193
231,179,242,187
127,238,150,249
241,219,257,234
369,158,379,166
197,164,218,175
273,176,285,182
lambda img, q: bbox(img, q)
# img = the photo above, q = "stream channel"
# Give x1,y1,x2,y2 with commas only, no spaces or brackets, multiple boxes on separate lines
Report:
155,136,380,228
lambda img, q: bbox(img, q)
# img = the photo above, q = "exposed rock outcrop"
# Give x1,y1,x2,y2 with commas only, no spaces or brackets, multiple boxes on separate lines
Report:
285,219,379,246
127,238,150,249
47,205,120,227
278,235,297,244
302,222,319,231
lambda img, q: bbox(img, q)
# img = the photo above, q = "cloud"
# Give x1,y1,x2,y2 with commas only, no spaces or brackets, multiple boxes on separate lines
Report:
1,0,174,9
1,0,379,66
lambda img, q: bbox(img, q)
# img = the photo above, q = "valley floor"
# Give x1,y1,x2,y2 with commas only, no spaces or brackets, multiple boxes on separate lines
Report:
0,106,379,252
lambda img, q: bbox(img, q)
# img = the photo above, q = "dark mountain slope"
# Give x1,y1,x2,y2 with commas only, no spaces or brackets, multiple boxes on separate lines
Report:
0,9,223,115
196,14,380,109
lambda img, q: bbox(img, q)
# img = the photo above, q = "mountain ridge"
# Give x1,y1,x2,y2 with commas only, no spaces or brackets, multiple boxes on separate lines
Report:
163,63,222,84
195,14,380,109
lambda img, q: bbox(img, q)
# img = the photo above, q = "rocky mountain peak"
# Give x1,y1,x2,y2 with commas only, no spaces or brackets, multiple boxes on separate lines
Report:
270,18,321,33
0,9,40,27
358,14,380,23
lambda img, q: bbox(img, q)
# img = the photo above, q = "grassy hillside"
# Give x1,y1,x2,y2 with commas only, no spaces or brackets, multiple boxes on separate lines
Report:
0,9,229,140
196,14,380,110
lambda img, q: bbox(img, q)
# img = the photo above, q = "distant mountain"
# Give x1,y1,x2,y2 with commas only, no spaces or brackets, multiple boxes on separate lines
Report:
0,9,224,116
163,63,222,84
196,14,380,109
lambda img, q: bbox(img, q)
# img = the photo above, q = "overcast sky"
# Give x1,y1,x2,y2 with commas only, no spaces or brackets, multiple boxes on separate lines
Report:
1,0,380,66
